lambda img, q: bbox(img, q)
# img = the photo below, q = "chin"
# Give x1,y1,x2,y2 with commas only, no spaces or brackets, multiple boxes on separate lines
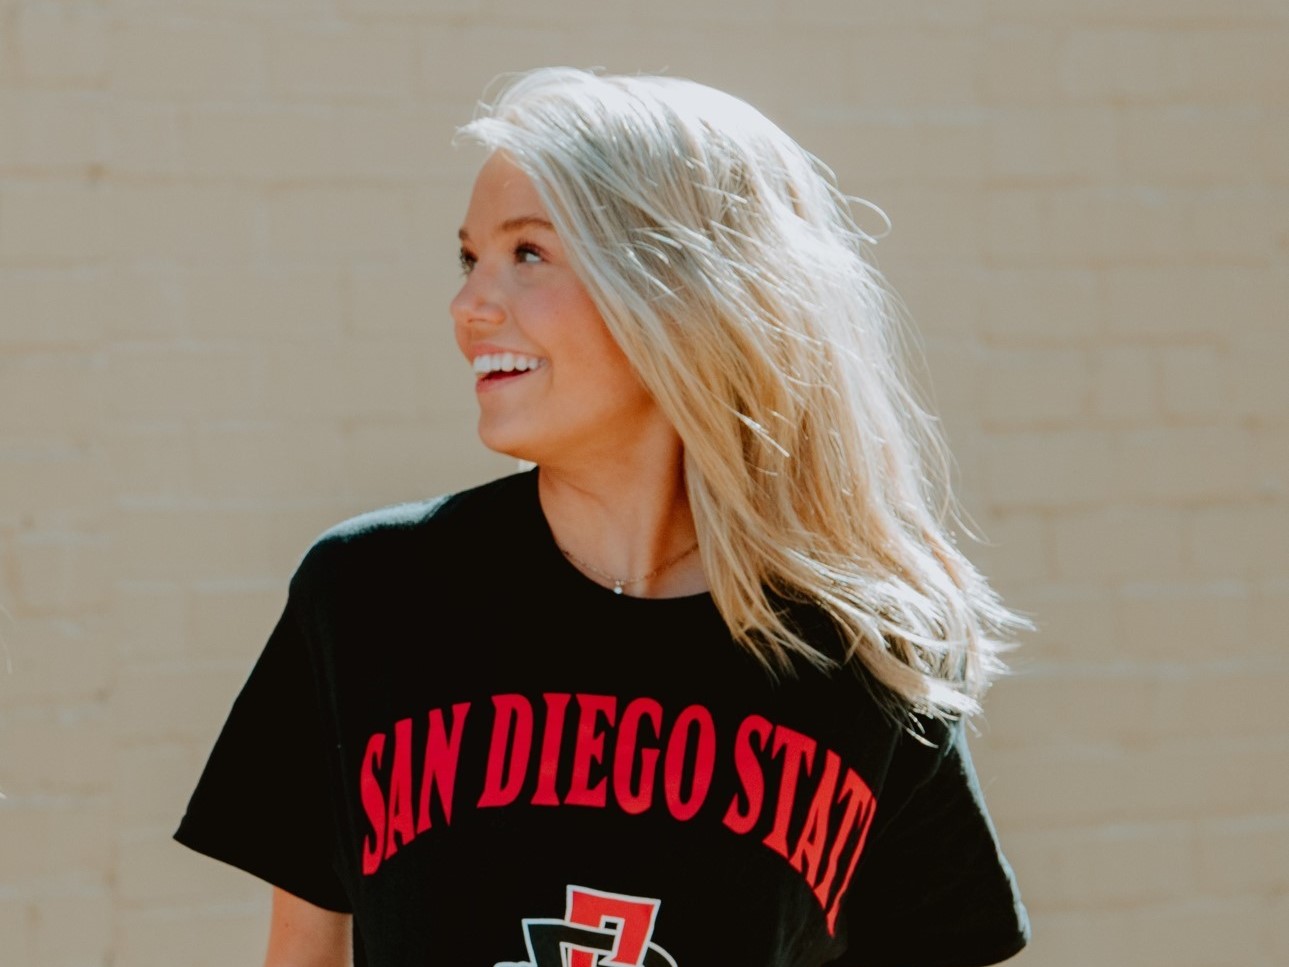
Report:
476,420,539,464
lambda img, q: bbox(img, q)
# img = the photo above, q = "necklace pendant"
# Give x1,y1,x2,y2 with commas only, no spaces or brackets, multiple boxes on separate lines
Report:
613,582,624,595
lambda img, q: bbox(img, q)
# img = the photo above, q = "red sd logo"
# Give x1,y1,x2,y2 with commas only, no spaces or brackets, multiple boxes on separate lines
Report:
495,885,678,967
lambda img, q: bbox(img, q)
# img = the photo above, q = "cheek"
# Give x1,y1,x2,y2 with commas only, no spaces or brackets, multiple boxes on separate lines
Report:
582,336,654,416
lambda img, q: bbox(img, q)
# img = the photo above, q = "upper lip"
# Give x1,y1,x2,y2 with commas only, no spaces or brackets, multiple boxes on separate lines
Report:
466,343,536,360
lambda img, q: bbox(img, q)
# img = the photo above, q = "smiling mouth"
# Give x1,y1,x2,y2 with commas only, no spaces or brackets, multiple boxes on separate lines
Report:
472,352,546,383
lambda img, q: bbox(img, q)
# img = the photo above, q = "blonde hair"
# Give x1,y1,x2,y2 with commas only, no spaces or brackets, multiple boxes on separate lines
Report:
459,68,1028,721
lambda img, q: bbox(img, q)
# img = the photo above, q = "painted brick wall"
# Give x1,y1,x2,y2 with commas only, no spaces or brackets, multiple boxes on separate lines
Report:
1,2,1286,965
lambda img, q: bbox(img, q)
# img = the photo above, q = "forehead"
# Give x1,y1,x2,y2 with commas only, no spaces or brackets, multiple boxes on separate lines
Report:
460,153,550,233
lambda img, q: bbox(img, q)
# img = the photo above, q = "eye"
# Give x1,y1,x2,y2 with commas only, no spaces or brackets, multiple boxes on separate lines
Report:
458,248,476,275
515,243,544,265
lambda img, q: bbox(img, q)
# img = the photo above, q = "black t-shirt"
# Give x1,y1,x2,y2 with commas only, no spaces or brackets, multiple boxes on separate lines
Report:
175,469,1029,967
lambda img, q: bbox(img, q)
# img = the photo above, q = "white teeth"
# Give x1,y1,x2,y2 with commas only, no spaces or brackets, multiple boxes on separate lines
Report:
472,353,544,376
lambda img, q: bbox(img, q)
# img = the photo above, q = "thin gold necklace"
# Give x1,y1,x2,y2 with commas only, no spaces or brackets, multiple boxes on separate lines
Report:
558,540,700,595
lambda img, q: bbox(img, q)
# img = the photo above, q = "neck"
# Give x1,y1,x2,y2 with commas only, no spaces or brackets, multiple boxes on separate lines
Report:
535,441,706,599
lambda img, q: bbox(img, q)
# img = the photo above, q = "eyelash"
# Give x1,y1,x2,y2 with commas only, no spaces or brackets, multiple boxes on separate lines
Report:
457,242,544,275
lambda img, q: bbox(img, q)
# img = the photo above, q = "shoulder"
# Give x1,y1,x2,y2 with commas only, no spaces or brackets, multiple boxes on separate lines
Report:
289,470,536,593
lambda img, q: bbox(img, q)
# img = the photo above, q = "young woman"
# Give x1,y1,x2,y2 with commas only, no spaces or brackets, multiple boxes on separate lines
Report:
177,68,1030,967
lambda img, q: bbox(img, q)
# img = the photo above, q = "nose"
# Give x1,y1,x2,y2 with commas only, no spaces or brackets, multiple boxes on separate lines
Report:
450,266,505,335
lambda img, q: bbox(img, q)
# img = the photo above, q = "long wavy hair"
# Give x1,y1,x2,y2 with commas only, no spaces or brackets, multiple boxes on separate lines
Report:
458,68,1028,721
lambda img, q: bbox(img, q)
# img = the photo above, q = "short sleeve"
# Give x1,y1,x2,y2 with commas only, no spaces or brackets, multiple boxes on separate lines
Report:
829,723,1030,967
174,593,351,913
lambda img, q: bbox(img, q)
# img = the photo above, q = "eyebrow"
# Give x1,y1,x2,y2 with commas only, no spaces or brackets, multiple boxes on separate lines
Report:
458,215,556,242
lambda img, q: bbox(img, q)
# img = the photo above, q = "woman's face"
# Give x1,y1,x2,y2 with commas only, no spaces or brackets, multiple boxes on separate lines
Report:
451,153,669,467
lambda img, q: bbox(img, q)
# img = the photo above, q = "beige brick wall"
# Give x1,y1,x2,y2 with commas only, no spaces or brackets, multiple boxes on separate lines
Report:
1,2,1286,964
